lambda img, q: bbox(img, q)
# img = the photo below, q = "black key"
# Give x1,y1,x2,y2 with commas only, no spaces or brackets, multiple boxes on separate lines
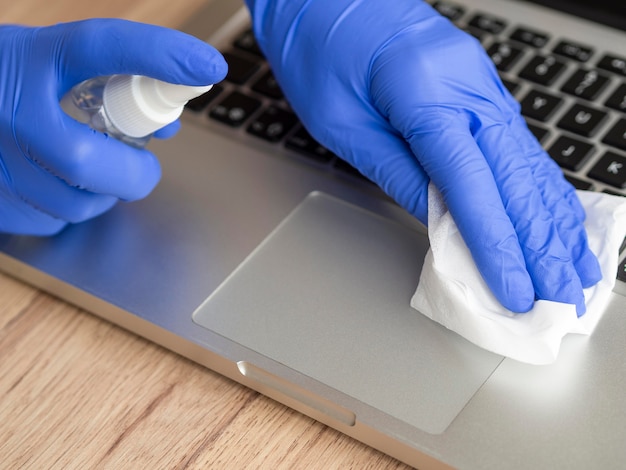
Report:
233,29,264,57
209,91,261,127
602,118,626,151
185,84,223,112
285,125,335,163
251,70,284,100
467,13,507,35
547,135,595,171
564,174,593,190
501,77,520,95
588,151,626,188
617,258,626,282
526,122,550,143
552,40,594,62
222,51,261,85
246,106,298,142
603,189,626,197
605,83,626,113
509,27,550,48
560,68,610,101
597,54,626,77
487,42,525,72
519,89,563,122
464,27,489,43
557,103,607,137
518,54,567,86
431,1,465,21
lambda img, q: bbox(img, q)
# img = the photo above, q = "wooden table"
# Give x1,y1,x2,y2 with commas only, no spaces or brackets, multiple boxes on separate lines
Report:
0,2,410,468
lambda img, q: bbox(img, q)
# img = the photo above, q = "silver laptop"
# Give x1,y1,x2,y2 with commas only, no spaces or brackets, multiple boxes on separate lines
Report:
2,0,626,467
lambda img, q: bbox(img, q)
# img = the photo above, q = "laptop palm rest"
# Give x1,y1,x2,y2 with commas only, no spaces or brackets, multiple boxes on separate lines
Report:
193,192,503,434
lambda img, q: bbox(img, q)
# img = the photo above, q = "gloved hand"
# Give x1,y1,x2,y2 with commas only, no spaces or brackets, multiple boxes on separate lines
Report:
0,19,227,235
245,0,601,315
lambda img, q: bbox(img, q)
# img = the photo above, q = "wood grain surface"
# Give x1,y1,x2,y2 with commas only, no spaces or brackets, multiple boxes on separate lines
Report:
0,1,411,468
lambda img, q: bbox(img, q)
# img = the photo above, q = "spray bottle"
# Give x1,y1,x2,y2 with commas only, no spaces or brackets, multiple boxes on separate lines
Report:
61,75,212,148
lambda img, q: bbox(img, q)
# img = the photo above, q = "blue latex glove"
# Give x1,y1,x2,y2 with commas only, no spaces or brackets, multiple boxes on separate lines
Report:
245,0,601,315
0,19,227,235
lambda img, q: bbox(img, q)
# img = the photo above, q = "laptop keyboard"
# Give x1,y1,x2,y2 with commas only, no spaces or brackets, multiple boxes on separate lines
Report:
425,1,626,193
184,0,626,280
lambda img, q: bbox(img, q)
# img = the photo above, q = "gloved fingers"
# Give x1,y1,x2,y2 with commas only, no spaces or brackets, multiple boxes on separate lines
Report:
0,201,67,236
153,119,181,139
10,157,118,223
475,119,586,314
512,112,587,221
510,114,601,288
404,113,535,313
499,92,599,288
500,91,587,221
20,114,161,202
50,19,228,94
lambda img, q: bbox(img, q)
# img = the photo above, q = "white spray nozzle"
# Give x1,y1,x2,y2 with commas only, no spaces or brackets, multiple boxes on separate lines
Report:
103,75,212,138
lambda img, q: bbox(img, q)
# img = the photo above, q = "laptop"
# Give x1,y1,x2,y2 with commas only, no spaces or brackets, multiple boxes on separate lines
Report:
1,0,625,467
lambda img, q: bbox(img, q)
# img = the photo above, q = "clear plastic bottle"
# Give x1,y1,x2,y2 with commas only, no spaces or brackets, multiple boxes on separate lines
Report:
61,75,212,148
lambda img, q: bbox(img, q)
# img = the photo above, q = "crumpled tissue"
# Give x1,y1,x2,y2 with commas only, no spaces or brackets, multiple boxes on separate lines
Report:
411,183,626,365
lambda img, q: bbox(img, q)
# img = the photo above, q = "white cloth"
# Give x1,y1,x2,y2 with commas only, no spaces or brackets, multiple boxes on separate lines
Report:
411,184,626,365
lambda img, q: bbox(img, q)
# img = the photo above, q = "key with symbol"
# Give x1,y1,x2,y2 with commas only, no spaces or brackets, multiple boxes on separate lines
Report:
588,151,626,188
557,103,607,137
548,135,595,170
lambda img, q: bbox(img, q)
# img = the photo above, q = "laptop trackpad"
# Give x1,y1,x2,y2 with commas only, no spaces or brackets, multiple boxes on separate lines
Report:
193,192,502,434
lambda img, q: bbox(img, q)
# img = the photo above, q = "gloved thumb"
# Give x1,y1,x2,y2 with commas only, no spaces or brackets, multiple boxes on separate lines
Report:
43,18,228,96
